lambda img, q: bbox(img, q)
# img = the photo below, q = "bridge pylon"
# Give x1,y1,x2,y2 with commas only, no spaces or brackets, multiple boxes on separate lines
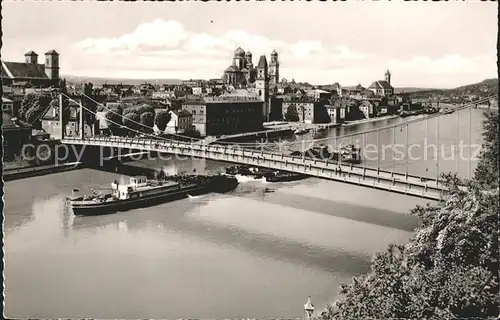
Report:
59,93,64,140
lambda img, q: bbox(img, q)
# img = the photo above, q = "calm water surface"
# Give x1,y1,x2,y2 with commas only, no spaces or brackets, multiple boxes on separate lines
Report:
4,109,488,318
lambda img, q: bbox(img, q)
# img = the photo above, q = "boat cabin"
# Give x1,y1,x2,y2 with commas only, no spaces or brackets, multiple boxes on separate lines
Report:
111,176,180,200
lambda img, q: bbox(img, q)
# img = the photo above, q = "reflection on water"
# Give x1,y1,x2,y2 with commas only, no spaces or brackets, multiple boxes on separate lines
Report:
4,111,483,319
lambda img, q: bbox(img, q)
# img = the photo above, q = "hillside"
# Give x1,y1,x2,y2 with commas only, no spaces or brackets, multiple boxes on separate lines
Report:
394,87,440,94
408,78,498,99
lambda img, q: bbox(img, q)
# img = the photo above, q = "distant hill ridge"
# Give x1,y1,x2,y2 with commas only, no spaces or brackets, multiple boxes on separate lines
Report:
62,75,498,95
63,76,184,86
405,78,498,98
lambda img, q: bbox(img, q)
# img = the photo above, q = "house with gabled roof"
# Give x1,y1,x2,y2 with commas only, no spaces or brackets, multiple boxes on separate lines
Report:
1,50,60,88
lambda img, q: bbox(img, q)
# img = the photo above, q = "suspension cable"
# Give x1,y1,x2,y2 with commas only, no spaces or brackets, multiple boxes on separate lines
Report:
62,93,184,144
80,93,199,140
81,93,277,147
73,92,497,149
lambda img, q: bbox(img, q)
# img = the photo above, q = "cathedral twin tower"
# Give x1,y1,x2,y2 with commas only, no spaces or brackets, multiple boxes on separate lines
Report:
223,47,280,88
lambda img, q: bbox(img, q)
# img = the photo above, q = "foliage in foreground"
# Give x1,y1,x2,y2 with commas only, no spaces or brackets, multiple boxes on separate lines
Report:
319,111,499,319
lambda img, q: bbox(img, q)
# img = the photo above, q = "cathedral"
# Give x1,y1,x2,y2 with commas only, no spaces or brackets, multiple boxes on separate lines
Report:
223,47,280,87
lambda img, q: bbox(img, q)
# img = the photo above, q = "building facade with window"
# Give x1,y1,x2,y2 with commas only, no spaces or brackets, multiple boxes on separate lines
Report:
182,96,263,136
165,110,193,134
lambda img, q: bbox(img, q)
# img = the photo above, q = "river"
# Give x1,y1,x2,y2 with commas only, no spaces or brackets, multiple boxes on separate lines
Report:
3,107,489,318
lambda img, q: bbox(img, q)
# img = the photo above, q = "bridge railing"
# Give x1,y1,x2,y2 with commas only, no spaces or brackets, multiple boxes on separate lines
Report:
62,136,446,192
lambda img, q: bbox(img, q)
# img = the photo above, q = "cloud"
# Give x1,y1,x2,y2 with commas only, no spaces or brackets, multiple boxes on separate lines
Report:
69,19,495,87
71,19,371,82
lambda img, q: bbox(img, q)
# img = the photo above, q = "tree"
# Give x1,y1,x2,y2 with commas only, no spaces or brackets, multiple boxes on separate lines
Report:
122,111,140,135
140,112,154,132
136,103,155,116
122,107,137,116
25,108,37,124
284,105,299,122
19,92,52,122
154,110,171,132
319,111,499,320
105,107,123,135
82,82,98,125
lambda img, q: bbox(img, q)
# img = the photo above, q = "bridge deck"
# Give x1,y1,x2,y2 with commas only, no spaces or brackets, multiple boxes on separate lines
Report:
62,136,447,200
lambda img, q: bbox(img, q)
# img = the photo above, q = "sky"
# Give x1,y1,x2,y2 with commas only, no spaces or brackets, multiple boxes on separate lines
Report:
1,1,497,88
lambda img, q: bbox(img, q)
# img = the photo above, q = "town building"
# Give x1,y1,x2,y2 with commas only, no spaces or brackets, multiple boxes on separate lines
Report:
2,112,32,160
358,100,377,118
182,79,204,87
255,55,270,121
1,50,60,88
165,109,193,134
342,84,365,97
368,70,394,96
192,86,206,95
181,96,263,136
41,99,93,139
325,104,346,124
306,89,331,101
2,97,14,115
282,98,330,124
268,50,279,87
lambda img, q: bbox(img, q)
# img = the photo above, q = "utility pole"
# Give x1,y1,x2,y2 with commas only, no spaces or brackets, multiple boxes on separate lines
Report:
405,124,408,179
80,96,84,140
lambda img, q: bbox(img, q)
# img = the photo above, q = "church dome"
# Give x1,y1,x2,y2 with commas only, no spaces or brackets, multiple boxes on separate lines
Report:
245,51,252,57
271,49,278,56
234,47,245,57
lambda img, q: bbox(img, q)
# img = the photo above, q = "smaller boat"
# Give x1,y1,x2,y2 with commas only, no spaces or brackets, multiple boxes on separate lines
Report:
265,171,307,183
316,126,327,133
294,128,310,135
440,108,454,114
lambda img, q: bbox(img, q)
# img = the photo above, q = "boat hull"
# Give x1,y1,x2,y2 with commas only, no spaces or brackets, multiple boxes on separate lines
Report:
265,173,307,183
70,176,238,216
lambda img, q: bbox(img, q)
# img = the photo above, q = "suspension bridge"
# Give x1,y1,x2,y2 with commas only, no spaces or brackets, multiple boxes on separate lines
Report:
59,93,498,201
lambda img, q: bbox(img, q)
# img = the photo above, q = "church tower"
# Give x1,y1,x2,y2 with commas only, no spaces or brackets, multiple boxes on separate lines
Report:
25,51,38,64
45,50,60,80
256,55,270,121
269,50,279,87
385,69,391,85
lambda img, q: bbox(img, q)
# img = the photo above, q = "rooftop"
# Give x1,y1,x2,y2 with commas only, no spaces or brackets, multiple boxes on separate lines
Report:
257,55,268,69
1,61,48,79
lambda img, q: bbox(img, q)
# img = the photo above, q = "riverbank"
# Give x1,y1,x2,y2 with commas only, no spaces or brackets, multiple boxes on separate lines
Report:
3,161,83,181
342,114,400,127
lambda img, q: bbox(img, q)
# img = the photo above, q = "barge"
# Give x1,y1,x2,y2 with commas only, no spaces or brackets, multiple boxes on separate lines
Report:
68,174,238,216
289,144,362,164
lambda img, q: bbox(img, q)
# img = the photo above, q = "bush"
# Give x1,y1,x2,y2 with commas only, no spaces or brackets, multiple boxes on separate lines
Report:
319,111,499,320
